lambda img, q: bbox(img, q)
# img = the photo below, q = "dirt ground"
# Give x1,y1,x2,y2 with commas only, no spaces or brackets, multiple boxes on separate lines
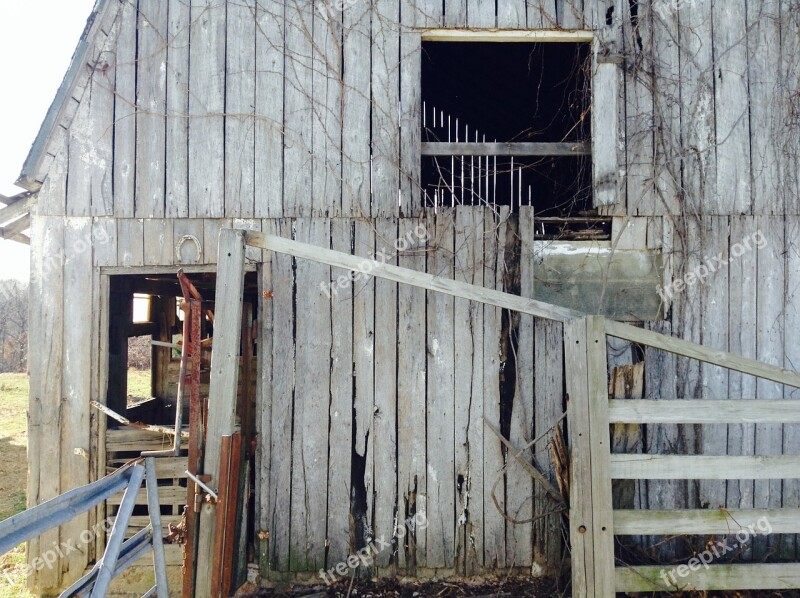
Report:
237,576,561,597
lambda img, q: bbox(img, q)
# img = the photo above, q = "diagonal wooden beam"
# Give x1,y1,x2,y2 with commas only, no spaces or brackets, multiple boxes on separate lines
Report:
0,193,36,226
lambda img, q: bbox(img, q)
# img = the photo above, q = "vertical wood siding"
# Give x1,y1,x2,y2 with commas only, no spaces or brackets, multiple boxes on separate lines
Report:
25,0,800,588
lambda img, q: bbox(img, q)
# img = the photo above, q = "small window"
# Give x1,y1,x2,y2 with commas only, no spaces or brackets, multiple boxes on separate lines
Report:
421,40,607,239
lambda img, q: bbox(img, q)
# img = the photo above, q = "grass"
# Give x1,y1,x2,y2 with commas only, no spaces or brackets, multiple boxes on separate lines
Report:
0,372,33,597
0,370,149,597
127,368,152,399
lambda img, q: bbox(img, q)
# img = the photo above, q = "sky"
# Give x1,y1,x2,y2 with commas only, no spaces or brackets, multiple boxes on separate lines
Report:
0,0,97,281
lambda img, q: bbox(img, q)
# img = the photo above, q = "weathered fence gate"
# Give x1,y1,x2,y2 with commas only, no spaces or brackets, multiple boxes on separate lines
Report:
206,228,800,597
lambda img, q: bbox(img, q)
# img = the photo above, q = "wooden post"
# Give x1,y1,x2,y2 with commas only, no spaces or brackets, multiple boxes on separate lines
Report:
196,228,246,597
565,316,614,597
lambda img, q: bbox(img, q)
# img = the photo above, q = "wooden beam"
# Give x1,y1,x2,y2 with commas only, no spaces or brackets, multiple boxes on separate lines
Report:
609,399,800,424
421,28,594,43
245,232,581,322
614,508,800,535
610,455,800,480
616,563,800,592
605,320,800,388
196,228,246,598
0,214,31,240
421,141,590,156
0,192,36,224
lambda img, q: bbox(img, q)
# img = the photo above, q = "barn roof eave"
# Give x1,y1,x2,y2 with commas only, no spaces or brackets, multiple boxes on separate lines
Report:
15,0,116,193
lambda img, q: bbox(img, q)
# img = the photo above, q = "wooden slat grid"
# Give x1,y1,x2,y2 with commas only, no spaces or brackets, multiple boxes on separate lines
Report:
105,428,188,554
569,317,800,595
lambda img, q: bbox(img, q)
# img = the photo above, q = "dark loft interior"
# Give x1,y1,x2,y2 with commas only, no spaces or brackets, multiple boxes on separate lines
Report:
107,272,259,426
421,41,605,239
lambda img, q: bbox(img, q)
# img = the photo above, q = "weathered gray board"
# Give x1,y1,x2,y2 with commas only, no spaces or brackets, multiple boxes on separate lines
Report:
20,0,800,590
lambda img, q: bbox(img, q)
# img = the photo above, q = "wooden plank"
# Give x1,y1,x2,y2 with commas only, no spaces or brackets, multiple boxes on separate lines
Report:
117,218,144,267
33,131,67,217
713,2,751,214
267,219,295,572
373,217,398,569
425,211,455,569
166,0,190,218
352,219,375,565
203,218,233,264
27,216,64,590
196,229,245,597
616,563,800,592
784,216,800,551
496,0,526,28
679,0,716,214
312,1,342,217
282,0,314,217
421,141,590,156
327,218,354,568
397,217,427,571
755,215,785,557
533,318,565,574
611,455,800,480
453,207,483,575
113,0,137,218
557,0,584,28
372,0,400,218
592,37,620,208
135,0,167,218
604,320,800,388
614,508,800,535
204,228,246,482
507,209,534,567
106,486,187,507
399,0,432,217
342,0,371,216
91,271,110,560
143,219,174,266
565,317,594,598
699,219,730,509
650,0,681,215
256,219,275,577
189,0,226,218
528,0,558,28
625,0,656,216
609,400,800,424
60,219,95,584
246,232,583,321
444,0,466,27
421,29,594,42
586,316,615,597
748,0,781,215
727,216,758,510
483,207,508,569
289,219,331,572
467,0,495,27
225,0,256,217
66,20,117,217
254,1,285,218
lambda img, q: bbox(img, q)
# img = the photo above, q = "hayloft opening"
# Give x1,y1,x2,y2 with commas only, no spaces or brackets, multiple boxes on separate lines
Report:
421,40,609,240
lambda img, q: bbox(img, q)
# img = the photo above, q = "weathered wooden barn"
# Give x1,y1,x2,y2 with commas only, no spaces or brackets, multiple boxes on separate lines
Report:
13,0,800,594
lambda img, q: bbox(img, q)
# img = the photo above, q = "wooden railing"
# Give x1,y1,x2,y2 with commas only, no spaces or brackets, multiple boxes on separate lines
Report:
566,315,800,596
